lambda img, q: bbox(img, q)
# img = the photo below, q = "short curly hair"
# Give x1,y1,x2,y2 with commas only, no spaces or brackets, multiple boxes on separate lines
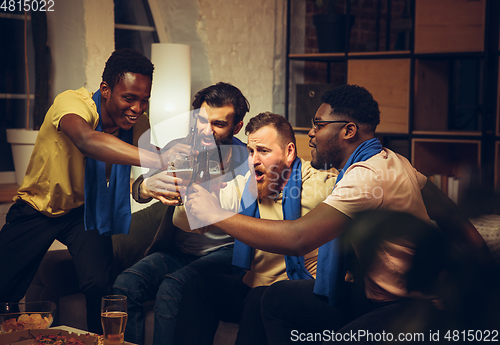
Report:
102,48,154,90
320,84,380,132
192,82,250,124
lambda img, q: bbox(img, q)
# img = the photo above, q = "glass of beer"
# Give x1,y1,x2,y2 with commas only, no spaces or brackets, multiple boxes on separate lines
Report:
208,160,222,194
101,295,128,345
166,153,195,204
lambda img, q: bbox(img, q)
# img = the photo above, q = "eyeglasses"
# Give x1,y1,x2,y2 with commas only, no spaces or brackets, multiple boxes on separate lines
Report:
311,118,351,132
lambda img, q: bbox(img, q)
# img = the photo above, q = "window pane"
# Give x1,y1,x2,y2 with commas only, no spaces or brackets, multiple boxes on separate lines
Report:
0,98,32,129
0,98,33,171
115,29,156,59
0,139,14,172
114,0,155,27
0,18,27,94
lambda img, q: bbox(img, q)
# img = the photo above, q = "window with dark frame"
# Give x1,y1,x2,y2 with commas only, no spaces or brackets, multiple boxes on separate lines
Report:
114,0,159,59
0,10,35,172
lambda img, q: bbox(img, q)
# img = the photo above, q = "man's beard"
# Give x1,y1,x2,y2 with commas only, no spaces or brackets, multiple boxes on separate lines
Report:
311,133,342,171
215,131,234,146
210,132,234,172
196,126,234,150
256,160,289,199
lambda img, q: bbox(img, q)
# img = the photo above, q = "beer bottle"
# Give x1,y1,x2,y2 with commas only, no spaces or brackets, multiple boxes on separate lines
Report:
193,145,210,185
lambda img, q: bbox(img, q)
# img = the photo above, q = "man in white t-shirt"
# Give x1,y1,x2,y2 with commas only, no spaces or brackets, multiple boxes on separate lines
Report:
184,84,491,344
113,82,250,345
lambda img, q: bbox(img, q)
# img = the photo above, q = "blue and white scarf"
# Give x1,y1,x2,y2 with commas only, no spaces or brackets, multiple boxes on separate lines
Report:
314,137,383,305
232,157,314,280
84,90,133,236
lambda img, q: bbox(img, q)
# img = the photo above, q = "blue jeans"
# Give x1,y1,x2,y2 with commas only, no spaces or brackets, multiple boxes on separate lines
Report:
113,245,234,345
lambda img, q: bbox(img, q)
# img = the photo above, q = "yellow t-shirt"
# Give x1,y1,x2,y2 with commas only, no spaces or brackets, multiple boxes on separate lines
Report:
15,87,149,216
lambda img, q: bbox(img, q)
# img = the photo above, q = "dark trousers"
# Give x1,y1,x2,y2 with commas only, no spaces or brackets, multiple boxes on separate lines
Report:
0,201,113,334
261,279,440,345
174,274,268,345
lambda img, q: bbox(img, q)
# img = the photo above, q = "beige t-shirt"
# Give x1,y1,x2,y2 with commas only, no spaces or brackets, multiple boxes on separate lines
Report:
226,159,336,288
173,159,337,287
323,148,431,302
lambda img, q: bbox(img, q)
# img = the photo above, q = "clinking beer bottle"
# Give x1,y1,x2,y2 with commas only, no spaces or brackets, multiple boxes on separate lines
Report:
192,145,211,187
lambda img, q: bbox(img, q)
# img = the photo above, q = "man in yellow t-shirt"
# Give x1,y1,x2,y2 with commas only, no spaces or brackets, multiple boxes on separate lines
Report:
0,48,181,333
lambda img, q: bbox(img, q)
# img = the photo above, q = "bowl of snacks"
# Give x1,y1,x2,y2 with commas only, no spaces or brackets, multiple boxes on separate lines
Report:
0,301,56,333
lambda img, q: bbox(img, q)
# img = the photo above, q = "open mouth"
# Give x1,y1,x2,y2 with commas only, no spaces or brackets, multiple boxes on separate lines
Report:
254,169,265,182
200,137,216,147
125,114,139,123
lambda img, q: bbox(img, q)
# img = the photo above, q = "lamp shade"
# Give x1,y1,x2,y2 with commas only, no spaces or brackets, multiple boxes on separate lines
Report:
149,43,191,148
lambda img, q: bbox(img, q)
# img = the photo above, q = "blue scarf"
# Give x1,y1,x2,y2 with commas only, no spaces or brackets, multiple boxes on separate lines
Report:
229,137,249,178
314,137,383,305
232,157,313,280
84,90,133,236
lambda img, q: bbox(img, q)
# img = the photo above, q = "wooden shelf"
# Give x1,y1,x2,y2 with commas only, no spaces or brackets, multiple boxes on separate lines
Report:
347,58,410,134
288,51,413,63
347,51,411,59
411,139,481,177
288,53,344,62
412,131,481,137
414,60,449,132
414,58,482,133
414,0,485,54
286,0,497,194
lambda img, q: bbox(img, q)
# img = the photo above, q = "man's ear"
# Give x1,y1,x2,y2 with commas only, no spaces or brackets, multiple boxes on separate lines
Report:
286,142,296,165
100,81,111,99
233,121,244,135
344,122,358,140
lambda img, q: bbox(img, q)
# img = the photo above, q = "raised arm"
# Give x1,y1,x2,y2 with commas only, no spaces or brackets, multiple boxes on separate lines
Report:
60,114,193,170
185,183,350,256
